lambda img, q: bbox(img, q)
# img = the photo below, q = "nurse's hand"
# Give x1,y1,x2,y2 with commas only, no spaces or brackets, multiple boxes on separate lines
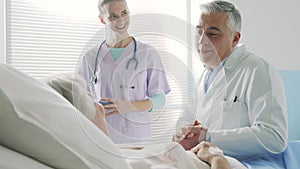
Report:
92,103,109,135
173,122,207,150
100,98,134,116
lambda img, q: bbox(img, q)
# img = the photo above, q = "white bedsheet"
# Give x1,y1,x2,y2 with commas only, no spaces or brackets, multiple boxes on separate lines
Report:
0,142,246,169
119,142,246,169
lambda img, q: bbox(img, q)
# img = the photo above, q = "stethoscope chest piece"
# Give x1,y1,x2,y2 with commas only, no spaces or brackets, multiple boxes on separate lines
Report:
90,74,97,84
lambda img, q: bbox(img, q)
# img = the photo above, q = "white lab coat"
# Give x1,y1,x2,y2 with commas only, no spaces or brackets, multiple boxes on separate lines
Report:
77,39,170,143
176,44,288,160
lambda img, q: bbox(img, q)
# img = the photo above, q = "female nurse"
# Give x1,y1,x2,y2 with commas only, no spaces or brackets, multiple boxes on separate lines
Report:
77,0,170,143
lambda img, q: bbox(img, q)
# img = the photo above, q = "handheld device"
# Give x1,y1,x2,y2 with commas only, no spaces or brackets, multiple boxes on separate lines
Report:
98,101,112,105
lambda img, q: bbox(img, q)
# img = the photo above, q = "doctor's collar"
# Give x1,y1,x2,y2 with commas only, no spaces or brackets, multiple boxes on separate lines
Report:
203,43,245,71
204,56,227,73
223,43,246,69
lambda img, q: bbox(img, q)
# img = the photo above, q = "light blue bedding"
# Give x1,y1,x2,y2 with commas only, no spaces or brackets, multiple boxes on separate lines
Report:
241,140,300,169
240,72,300,168
279,71,300,140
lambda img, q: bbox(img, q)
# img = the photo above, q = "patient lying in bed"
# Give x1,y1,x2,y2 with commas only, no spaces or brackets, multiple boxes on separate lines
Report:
45,73,109,135
45,72,245,169
0,64,245,169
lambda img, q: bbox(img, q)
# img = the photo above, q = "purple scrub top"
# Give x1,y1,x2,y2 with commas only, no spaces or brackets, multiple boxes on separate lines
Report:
77,39,170,143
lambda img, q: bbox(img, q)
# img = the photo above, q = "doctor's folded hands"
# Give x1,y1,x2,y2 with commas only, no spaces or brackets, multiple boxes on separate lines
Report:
173,120,207,150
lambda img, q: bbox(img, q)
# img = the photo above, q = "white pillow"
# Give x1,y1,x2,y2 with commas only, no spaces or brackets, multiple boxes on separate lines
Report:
0,145,52,169
0,64,131,169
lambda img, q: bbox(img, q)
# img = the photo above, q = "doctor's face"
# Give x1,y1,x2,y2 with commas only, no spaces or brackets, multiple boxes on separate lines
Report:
100,1,130,36
196,12,240,68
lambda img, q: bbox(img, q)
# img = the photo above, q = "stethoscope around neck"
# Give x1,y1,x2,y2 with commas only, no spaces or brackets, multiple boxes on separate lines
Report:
90,37,138,84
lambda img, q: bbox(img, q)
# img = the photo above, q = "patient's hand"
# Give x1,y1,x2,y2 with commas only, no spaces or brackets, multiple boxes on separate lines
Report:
173,121,207,150
192,141,230,169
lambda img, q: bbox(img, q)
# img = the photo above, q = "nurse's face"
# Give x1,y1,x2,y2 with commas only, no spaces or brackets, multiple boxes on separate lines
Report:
196,12,240,68
100,1,130,36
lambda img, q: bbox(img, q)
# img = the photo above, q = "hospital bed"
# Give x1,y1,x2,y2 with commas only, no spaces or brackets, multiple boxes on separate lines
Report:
240,71,300,168
0,63,299,169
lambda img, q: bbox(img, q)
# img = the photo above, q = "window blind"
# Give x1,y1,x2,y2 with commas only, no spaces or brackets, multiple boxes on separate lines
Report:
5,0,199,143
1,0,5,63
6,0,102,79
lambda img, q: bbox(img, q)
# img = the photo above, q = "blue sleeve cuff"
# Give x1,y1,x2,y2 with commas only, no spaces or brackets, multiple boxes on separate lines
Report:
148,93,166,112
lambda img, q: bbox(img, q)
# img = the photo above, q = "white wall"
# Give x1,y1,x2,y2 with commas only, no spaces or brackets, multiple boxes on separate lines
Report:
231,0,300,70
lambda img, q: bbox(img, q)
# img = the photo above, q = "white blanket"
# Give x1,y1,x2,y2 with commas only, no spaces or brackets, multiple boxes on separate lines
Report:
119,142,246,169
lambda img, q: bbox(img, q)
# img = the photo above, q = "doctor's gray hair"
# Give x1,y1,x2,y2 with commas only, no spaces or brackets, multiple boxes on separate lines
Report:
200,0,242,33
46,73,96,120
98,0,128,16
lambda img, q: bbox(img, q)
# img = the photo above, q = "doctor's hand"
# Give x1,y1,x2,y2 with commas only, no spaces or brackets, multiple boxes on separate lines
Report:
100,98,135,116
173,121,207,150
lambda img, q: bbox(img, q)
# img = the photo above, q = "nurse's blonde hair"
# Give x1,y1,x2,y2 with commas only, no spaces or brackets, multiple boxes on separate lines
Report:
45,73,96,120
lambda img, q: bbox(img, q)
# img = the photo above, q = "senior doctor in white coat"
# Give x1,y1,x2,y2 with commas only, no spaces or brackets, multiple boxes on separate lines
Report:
77,0,170,143
174,0,287,160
